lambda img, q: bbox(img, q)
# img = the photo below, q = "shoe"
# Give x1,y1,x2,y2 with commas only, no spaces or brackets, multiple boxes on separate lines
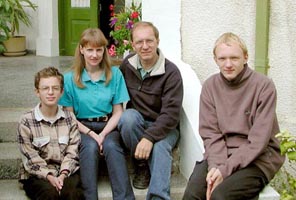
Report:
133,160,150,189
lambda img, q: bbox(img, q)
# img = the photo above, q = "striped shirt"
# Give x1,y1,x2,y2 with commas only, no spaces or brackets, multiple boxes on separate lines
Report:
17,104,80,180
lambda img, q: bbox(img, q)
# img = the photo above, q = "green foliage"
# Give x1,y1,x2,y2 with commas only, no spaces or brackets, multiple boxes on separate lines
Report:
273,130,296,200
109,1,141,57
0,0,37,53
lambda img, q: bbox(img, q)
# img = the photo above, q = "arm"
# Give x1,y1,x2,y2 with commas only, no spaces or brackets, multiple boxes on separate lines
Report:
144,68,184,143
17,117,57,179
199,85,228,169
59,112,80,175
218,81,278,178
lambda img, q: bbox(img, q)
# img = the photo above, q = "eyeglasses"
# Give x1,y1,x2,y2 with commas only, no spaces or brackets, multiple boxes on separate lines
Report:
38,86,62,92
134,39,155,47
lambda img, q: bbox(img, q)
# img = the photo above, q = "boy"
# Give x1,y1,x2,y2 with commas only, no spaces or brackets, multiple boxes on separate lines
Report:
17,66,84,200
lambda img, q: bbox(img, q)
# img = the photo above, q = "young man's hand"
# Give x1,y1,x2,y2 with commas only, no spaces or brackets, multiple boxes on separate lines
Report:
206,168,223,200
135,138,153,160
47,174,64,192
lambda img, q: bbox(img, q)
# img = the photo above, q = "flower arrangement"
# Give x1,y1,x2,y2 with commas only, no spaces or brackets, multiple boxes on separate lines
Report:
108,1,141,57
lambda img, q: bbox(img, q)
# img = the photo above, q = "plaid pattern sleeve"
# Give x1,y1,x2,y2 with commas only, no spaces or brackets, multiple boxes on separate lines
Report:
59,111,80,175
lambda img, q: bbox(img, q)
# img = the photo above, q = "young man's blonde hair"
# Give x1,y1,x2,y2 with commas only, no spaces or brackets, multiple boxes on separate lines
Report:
213,32,248,57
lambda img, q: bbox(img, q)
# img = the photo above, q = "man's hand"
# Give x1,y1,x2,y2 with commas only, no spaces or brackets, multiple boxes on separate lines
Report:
135,138,153,160
206,168,223,200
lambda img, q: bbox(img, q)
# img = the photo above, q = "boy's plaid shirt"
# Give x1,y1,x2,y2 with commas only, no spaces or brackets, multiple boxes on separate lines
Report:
17,105,80,180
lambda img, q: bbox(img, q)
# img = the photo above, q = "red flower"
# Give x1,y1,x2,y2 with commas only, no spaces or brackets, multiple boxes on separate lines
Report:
130,11,139,19
109,4,114,11
108,44,116,56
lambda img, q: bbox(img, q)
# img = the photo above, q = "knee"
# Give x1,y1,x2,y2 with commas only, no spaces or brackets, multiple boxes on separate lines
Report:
118,109,140,130
153,141,171,155
103,137,123,156
80,138,99,155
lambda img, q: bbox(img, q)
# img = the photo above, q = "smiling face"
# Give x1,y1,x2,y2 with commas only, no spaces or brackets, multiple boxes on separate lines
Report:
36,77,63,108
132,25,159,67
214,42,248,81
80,44,105,68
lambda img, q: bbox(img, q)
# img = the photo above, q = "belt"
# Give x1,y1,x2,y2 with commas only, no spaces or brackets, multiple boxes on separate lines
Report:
77,114,111,122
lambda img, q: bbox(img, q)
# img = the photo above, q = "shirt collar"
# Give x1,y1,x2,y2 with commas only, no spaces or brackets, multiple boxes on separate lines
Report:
34,103,65,122
81,68,106,82
129,48,166,76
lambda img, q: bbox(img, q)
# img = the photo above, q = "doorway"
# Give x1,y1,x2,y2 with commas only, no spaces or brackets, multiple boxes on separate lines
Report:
58,0,123,56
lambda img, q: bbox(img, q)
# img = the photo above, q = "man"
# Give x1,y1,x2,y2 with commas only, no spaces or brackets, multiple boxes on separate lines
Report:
118,21,183,200
17,67,84,200
183,32,285,200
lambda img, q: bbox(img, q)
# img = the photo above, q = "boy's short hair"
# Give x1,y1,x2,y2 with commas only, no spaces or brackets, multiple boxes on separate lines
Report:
34,67,64,89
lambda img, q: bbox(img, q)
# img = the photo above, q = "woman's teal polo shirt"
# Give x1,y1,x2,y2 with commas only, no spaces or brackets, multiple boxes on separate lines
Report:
59,67,130,119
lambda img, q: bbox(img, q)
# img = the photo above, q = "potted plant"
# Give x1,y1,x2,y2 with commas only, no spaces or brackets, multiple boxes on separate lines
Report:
0,0,37,56
108,1,141,63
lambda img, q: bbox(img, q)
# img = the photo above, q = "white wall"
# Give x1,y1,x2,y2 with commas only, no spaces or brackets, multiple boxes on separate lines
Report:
18,0,38,52
181,0,256,82
268,0,296,135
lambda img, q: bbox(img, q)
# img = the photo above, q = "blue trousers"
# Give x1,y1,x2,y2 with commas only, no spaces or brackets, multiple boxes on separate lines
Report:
118,109,179,200
79,121,134,200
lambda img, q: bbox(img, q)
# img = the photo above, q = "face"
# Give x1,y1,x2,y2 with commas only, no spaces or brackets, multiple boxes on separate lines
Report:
80,44,104,68
36,77,63,107
132,26,159,64
214,42,248,81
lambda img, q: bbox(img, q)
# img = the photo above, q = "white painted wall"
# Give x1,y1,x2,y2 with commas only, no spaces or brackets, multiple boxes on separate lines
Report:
18,0,38,52
268,0,296,135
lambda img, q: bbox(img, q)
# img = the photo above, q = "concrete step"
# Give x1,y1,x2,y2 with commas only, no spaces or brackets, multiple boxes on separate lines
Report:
0,108,29,143
0,173,186,200
0,142,21,179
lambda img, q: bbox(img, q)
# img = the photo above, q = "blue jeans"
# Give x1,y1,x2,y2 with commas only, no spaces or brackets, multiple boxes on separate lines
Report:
118,109,179,200
80,121,134,200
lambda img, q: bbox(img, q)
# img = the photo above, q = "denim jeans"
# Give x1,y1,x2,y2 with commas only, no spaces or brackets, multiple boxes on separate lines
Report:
118,109,179,200
80,121,134,200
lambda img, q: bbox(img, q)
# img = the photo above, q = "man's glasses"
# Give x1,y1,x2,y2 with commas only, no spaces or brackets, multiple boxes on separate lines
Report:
38,86,61,92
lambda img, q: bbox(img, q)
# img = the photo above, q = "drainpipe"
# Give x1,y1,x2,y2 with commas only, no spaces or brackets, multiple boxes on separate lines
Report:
255,0,270,75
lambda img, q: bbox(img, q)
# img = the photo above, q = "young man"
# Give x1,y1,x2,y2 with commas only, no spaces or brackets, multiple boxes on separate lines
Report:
118,21,183,200
183,32,285,200
17,67,84,200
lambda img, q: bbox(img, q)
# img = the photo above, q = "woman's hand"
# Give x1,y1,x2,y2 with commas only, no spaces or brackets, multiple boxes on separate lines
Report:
90,131,105,154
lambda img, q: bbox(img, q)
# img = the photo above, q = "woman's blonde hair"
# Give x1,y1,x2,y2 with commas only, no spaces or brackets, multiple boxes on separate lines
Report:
72,28,112,88
213,32,248,57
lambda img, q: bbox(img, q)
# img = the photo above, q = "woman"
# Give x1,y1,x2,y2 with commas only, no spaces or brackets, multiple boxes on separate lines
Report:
59,28,134,200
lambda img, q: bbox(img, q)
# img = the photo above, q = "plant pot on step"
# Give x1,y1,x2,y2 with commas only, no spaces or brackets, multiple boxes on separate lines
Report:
3,36,27,56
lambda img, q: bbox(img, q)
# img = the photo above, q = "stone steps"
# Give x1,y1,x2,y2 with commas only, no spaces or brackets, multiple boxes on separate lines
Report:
0,174,186,200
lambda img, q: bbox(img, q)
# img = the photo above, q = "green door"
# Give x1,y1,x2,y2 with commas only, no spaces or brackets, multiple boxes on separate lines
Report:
59,0,98,56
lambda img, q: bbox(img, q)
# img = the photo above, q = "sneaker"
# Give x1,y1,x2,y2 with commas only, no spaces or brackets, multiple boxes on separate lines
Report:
133,160,151,189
